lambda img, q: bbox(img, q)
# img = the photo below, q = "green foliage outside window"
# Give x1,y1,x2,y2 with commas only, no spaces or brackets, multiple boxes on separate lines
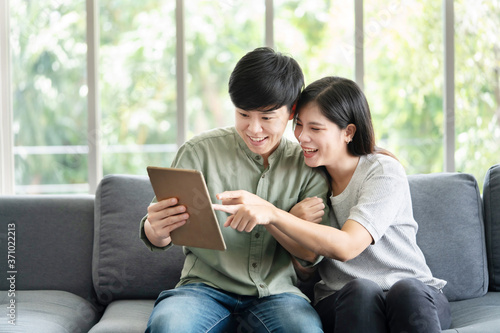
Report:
8,0,499,193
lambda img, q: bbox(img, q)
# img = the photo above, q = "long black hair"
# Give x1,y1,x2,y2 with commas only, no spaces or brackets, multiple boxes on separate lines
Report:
296,77,396,196
296,76,376,156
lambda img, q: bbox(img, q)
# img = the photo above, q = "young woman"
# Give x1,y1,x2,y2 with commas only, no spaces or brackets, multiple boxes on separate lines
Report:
214,76,451,332
290,76,451,332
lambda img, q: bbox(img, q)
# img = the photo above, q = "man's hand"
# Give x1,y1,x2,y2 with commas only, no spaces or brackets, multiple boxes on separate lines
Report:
145,198,189,246
289,197,325,224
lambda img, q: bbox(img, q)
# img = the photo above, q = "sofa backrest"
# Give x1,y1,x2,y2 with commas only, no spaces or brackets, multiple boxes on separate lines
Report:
408,172,488,301
483,164,500,291
0,195,97,304
92,174,185,305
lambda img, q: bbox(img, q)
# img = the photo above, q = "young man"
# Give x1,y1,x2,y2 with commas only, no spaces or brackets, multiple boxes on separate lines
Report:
141,47,329,332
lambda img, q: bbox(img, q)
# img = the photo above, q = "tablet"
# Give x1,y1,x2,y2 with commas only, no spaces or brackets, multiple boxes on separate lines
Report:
147,166,226,251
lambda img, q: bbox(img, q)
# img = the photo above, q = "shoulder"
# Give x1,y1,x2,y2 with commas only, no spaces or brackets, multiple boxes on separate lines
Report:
183,127,236,147
362,153,407,179
173,127,237,169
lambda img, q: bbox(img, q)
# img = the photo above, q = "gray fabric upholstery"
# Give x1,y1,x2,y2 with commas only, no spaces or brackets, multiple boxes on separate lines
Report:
88,299,154,333
0,290,100,333
2,168,500,332
443,292,500,332
92,175,184,305
408,173,488,301
483,164,500,291
0,195,96,303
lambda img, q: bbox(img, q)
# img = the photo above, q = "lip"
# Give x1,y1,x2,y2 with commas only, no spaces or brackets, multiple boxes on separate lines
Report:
247,135,268,146
301,146,318,158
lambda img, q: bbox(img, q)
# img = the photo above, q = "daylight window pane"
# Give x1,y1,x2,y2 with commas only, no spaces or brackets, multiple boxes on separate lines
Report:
274,0,355,83
364,1,443,175
99,1,177,175
185,0,265,137
455,0,500,189
10,0,87,194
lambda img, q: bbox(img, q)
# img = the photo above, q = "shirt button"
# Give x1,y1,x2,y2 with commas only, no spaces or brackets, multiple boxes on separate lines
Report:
259,284,265,288
252,262,257,268
255,233,260,238
261,174,265,178
255,156,261,160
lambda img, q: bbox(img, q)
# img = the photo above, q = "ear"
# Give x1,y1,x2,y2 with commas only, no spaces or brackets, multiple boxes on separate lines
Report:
288,103,297,120
345,124,356,142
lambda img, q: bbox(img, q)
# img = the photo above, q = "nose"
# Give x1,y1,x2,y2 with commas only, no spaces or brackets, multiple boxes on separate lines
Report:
295,127,308,143
248,117,262,134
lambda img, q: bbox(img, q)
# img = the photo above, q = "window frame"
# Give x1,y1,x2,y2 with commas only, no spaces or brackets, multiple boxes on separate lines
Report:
0,0,456,195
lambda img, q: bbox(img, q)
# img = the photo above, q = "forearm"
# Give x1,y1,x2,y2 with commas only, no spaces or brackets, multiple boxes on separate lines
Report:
265,222,319,263
271,209,359,261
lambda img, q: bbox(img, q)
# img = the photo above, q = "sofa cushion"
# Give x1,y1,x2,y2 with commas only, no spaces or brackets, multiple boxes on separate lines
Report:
93,175,185,305
0,195,97,304
88,300,154,333
483,164,500,291
443,292,500,332
0,290,100,333
408,172,488,301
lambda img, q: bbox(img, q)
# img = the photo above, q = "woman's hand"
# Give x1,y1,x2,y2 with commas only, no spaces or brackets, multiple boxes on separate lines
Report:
216,190,273,207
213,190,277,232
213,203,277,232
289,197,325,224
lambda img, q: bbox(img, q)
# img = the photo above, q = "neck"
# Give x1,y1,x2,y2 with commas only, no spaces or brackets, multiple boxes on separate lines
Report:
325,154,360,196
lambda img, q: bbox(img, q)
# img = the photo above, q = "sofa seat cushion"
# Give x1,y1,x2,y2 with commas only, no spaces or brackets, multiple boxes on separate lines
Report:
441,292,500,333
408,172,488,301
88,300,154,333
0,290,100,333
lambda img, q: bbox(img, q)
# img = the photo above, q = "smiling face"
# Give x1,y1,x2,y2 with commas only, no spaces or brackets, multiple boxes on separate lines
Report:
235,105,290,164
294,102,352,169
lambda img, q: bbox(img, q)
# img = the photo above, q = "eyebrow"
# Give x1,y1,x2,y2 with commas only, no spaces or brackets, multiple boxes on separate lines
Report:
296,117,325,126
238,109,277,115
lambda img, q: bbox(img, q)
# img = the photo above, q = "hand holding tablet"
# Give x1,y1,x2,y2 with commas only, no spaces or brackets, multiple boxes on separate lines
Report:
147,166,227,251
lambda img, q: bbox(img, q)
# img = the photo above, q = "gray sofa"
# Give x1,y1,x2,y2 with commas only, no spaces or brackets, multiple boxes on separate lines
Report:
1,164,499,333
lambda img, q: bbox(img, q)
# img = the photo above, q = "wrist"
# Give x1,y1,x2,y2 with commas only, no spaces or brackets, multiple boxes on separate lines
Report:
145,219,172,247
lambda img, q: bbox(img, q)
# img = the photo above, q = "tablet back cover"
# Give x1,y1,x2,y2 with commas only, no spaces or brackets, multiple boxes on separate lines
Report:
147,167,226,251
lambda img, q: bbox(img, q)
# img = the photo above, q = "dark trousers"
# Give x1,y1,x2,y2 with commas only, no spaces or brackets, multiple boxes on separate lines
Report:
314,278,451,333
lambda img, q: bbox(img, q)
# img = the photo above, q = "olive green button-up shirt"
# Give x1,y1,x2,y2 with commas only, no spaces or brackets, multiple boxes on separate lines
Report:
140,127,329,300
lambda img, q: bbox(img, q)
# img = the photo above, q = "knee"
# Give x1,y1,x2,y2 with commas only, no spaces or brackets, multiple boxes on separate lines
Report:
339,278,385,305
386,278,428,308
344,278,384,297
387,278,424,298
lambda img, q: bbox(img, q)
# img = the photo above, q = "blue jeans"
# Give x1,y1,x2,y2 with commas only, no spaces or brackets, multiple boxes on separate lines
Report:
314,278,451,333
146,283,323,333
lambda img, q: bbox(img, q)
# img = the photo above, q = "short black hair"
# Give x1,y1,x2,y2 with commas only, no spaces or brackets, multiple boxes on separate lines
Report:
228,47,304,112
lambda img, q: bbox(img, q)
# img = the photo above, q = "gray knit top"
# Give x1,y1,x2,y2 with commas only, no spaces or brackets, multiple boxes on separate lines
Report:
314,153,446,304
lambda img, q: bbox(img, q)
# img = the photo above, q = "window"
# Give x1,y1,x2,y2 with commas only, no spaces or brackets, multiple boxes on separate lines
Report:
10,0,88,194
364,1,444,174
454,0,500,180
1,0,498,194
99,1,177,176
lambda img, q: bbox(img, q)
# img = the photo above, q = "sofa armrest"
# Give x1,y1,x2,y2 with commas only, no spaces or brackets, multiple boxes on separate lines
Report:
0,195,96,304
